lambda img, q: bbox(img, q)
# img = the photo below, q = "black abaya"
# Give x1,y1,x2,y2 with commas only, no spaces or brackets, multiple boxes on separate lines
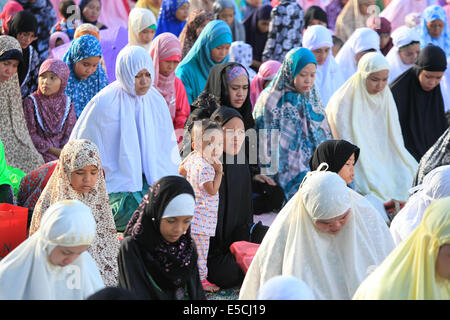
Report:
390,44,449,162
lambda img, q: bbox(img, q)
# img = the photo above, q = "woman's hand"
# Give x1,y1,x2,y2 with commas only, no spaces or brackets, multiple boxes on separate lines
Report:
253,174,276,186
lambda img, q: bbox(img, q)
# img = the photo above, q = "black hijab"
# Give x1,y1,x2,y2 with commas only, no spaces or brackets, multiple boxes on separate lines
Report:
118,176,205,300
309,140,360,173
7,11,37,85
390,44,449,162
243,4,272,63
206,107,253,288
203,62,256,130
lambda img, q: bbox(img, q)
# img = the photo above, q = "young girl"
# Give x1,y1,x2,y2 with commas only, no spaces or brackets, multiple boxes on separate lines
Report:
29,139,120,287
119,176,205,300
62,34,109,117
48,31,70,59
178,119,224,292
155,0,190,37
7,11,40,99
149,32,190,143
23,58,77,163
128,7,157,51
309,139,360,186
0,200,105,299
50,0,81,40
213,0,246,42
249,60,281,107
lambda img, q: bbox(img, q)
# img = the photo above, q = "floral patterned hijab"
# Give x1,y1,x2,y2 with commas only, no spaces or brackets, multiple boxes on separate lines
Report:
29,139,120,287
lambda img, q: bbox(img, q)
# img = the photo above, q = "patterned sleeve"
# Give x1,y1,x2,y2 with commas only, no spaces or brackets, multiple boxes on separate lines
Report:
198,162,215,187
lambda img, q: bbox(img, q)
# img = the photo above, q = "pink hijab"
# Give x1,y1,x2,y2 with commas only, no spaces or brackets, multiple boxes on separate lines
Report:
0,1,24,35
48,31,70,58
250,60,281,107
149,32,182,119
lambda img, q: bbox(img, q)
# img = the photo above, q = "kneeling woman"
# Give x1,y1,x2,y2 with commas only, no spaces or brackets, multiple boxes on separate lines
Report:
70,46,180,232
239,169,395,300
118,176,205,300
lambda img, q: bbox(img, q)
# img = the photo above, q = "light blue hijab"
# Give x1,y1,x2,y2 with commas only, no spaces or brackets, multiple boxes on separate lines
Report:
175,20,232,104
63,35,109,117
420,5,450,57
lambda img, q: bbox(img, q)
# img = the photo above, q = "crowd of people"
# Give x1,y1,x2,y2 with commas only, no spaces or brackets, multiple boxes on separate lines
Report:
0,0,449,300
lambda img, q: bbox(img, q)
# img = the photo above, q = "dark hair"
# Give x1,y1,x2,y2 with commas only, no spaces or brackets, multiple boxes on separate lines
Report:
399,40,420,50
191,119,222,146
304,6,328,28
332,35,344,48
59,0,77,19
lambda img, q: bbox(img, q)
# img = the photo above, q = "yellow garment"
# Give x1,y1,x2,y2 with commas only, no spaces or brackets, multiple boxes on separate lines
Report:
135,0,161,20
353,197,450,300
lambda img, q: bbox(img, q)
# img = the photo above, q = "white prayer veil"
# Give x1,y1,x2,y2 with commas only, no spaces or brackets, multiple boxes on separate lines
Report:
390,165,450,246
386,26,420,84
0,200,104,299
303,25,345,107
239,167,395,300
128,8,157,51
70,45,181,193
335,28,380,82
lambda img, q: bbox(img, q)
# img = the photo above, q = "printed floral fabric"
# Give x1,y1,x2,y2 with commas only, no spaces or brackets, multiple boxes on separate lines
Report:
29,139,120,286
262,0,304,63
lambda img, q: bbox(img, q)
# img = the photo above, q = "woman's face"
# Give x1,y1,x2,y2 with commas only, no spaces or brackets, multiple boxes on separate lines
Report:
222,117,246,155
210,43,230,63
16,31,37,49
138,28,156,45
82,0,101,23
70,165,99,194
135,69,152,95
418,70,445,92
38,71,61,96
379,35,391,50
0,59,20,82
427,19,445,39
314,208,351,235
160,215,193,243
257,19,271,33
74,56,101,80
175,2,190,22
49,245,90,267
398,43,420,65
218,8,235,26
337,153,355,185
312,46,330,66
293,63,316,94
228,74,249,109
365,69,389,95
435,244,450,281
159,60,179,77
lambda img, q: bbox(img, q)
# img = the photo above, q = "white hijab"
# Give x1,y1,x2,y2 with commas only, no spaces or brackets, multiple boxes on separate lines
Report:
335,28,380,82
128,8,157,51
390,165,450,246
70,45,181,193
239,170,395,300
386,26,420,84
0,200,104,300
326,52,418,202
303,25,345,107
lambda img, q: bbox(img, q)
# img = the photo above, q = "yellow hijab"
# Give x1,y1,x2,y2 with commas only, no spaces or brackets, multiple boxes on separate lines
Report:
135,0,161,20
353,197,450,300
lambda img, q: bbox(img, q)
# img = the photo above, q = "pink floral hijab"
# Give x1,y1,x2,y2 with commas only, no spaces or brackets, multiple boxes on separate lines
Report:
28,59,72,137
149,32,182,119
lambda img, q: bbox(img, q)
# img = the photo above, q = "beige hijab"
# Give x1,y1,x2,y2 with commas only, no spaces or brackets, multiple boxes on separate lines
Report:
326,52,418,202
0,35,44,173
29,139,120,287
335,0,373,42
